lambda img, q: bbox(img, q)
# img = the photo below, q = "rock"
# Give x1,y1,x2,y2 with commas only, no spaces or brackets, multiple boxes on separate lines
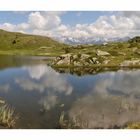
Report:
89,57,99,64
136,51,140,55
54,53,100,66
132,47,137,52
81,54,90,60
96,50,110,56
103,42,108,46
54,54,72,65
73,55,78,60
118,52,126,56
0,98,5,104
120,59,140,67
73,61,81,66
103,60,110,65
56,59,69,65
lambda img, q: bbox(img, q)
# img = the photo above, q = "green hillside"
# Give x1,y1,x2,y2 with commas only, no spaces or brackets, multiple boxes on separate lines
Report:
52,36,140,68
0,29,68,56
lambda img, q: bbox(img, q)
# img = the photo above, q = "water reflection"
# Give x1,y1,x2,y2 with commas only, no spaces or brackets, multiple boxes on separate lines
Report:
0,84,11,93
39,94,58,111
21,65,73,95
0,55,140,128
94,70,140,97
69,70,140,128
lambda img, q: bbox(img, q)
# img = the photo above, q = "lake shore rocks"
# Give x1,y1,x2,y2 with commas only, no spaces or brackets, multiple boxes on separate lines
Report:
120,59,140,67
53,53,100,66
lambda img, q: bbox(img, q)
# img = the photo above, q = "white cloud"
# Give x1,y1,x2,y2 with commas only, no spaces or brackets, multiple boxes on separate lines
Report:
1,11,140,42
0,23,15,31
28,12,61,30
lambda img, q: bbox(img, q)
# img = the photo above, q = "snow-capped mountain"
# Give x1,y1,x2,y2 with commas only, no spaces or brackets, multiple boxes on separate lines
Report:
55,36,131,45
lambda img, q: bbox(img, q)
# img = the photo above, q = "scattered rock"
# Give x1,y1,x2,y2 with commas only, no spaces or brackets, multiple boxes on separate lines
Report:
118,52,126,56
96,50,110,56
103,60,110,65
81,54,90,60
54,54,99,66
120,59,140,67
132,47,137,52
54,54,72,65
73,61,82,66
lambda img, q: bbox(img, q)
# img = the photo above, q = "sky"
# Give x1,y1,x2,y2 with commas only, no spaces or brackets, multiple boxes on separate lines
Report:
0,11,140,42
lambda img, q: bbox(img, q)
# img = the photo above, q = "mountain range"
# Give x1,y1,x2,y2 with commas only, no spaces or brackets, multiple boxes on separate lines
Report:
56,36,131,45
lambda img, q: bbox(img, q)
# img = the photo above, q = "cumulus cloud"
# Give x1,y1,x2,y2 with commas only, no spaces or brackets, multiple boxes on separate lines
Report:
1,11,140,42
0,23,15,31
0,11,62,33
28,12,61,30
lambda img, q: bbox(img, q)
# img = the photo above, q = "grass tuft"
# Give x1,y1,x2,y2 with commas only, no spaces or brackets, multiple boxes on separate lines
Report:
0,104,18,128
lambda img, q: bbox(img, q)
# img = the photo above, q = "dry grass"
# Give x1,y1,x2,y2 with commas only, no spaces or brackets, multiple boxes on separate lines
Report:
0,104,18,128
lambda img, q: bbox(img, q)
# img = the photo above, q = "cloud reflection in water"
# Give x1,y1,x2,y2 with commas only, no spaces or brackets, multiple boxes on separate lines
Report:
69,70,140,128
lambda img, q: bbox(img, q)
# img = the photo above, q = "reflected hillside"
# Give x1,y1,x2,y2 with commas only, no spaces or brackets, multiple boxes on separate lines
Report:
0,55,53,70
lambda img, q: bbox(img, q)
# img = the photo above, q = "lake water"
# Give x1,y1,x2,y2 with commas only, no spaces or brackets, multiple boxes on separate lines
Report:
0,55,140,129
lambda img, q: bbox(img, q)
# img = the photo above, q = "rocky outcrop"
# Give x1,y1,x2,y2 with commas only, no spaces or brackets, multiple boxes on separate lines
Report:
120,59,140,67
53,53,100,66
96,50,110,56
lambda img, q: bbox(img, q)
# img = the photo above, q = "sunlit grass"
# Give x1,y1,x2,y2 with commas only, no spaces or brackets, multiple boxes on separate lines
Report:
125,122,140,129
0,104,18,128
58,111,80,129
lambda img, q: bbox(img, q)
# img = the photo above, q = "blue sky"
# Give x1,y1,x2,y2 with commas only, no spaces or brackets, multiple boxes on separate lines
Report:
0,11,139,42
0,11,114,25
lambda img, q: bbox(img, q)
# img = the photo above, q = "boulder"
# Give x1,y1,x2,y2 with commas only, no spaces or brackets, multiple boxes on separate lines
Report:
89,57,99,64
96,50,110,56
73,61,82,66
54,54,72,65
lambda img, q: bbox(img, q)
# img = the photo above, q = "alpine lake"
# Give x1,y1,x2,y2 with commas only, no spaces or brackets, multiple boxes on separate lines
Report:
0,55,140,129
